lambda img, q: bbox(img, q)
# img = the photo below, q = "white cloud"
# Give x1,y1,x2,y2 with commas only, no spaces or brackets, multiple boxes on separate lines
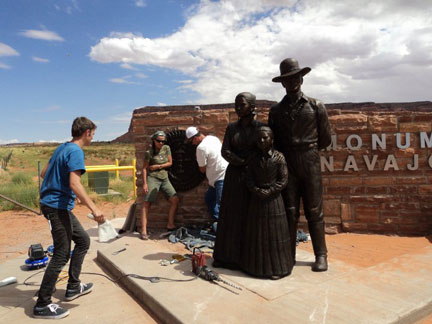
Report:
0,62,11,69
0,139,19,145
109,73,144,84
176,79,193,84
89,0,432,103
0,43,19,57
135,72,147,79
109,76,140,84
157,102,167,106
134,0,146,8
109,78,128,84
33,56,50,63
20,29,64,41
37,139,63,143
54,0,80,15
0,43,18,69
120,63,137,70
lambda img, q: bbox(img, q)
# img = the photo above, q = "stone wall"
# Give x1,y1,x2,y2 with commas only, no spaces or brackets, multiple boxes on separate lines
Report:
132,101,432,235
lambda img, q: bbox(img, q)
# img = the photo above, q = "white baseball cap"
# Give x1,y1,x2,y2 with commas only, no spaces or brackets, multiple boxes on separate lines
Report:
185,126,199,139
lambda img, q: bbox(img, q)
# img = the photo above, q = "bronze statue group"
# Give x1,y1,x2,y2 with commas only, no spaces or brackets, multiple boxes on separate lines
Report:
213,57,332,279
142,58,332,280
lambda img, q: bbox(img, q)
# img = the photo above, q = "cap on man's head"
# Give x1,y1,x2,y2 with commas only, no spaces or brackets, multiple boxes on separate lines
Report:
185,126,199,139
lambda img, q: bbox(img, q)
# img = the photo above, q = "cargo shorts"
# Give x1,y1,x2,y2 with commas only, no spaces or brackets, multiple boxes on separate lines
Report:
144,176,177,202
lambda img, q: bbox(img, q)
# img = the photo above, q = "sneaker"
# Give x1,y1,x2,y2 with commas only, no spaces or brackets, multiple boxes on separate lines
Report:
64,282,93,301
33,303,70,319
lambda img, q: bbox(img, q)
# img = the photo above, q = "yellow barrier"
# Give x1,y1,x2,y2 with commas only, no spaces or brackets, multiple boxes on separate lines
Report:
85,159,136,199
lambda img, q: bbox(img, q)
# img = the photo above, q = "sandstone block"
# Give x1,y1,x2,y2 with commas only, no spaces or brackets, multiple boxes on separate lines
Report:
323,199,340,217
342,222,368,232
329,177,363,186
329,113,368,125
419,185,432,194
400,122,431,132
368,115,397,132
203,112,229,124
367,223,398,233
363,177,394,185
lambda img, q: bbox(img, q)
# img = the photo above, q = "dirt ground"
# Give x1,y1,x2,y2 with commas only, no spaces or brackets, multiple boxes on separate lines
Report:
1,202,431,266
0,202,133,263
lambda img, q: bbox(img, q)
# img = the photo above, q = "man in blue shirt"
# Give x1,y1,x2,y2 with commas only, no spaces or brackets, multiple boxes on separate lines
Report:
33,117,105,319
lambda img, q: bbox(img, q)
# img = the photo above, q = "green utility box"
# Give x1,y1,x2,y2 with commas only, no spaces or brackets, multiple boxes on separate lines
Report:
87,171,109,194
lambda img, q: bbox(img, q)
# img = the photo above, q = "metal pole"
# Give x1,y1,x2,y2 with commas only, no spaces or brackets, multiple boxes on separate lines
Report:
133,159,137,199
0,193,41,215
115,159,119,180
38,161,41,214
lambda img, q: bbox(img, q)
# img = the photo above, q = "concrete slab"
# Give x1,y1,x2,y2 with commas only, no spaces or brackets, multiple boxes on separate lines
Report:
95,220,432,324
0,218,157,323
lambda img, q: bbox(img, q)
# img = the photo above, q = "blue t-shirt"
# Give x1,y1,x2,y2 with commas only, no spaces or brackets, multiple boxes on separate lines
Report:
40,142,86,210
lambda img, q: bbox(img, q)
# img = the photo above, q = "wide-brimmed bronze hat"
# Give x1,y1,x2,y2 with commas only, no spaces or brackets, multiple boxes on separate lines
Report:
272,58,311,82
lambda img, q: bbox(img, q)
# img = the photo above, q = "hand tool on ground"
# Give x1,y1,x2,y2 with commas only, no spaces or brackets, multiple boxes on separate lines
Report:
191,248,241,291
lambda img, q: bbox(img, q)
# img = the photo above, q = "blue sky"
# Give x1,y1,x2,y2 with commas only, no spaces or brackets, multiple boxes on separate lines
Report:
1,0,432,143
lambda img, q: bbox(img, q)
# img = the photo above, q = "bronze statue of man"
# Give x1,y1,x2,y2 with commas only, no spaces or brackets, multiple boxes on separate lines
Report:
268,58,332,271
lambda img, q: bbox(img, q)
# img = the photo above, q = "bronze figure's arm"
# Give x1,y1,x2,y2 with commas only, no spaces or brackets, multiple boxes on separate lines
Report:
316,101,332,150
221,124,246,166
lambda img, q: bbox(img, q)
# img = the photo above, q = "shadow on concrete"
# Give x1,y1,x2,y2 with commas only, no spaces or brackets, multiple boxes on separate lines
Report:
86,228,99,238
142,252,178,261
295,260,314,267
0,277,79,319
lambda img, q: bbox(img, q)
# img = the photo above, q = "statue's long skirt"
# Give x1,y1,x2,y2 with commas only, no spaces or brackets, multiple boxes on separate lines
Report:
241,193,293,278
213,164,249,268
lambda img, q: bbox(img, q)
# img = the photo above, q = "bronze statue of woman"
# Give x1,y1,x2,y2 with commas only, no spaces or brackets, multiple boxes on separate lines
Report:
242,126,293,279
212,92,264,269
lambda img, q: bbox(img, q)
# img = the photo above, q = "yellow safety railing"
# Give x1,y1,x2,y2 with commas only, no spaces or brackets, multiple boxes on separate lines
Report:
85,159,137,199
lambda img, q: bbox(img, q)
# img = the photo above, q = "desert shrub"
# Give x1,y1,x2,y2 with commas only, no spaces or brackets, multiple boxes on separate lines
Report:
0,151,13,170
0,183,39,211
0,171,11,185
11,172,34,185
118,158,133,166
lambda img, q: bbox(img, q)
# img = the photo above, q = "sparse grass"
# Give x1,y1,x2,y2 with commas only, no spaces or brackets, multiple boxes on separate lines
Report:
0,143,136,212
0,183,40,211
11,172,33,185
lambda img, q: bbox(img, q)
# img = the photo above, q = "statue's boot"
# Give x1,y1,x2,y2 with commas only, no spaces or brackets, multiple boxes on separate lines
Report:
308,221,328,272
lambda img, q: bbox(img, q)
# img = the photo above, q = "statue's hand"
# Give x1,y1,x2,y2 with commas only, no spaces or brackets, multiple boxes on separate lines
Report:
256,188,271,199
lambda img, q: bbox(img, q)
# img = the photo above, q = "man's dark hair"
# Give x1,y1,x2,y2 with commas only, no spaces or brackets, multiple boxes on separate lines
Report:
71,117,97,138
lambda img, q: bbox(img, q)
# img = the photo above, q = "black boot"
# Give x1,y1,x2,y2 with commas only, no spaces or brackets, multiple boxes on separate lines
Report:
308,221,328,272
312,255,328,272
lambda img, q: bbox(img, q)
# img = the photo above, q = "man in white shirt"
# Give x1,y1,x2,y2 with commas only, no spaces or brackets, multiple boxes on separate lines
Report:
186,126,228,226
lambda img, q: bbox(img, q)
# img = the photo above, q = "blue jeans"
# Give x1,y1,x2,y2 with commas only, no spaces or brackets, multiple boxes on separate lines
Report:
205,180,224,220
36,205,90,307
